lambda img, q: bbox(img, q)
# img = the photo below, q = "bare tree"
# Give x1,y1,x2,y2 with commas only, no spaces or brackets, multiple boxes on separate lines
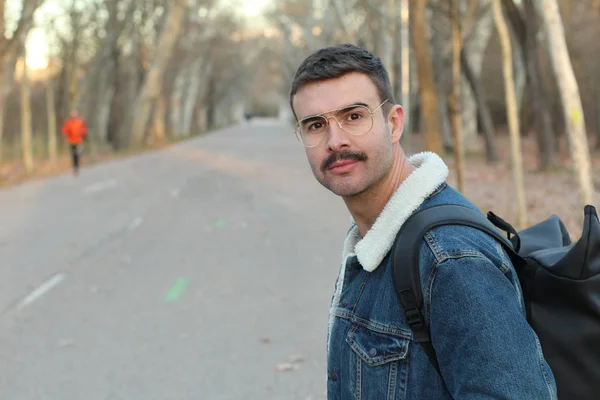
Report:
399,0,411,146
331,0,357,40
19,54,34,174
502,0,557,170
150,94,167,144
460,0,494,154
411,0,443,154
461,49,499,163
0,0,43,162
46,77,57,162
450,0,465,193
493,0,527,228
537,0,594,207
129,0,187,147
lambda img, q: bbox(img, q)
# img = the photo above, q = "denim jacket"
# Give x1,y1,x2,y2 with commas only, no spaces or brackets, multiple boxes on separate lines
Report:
326,152,557,400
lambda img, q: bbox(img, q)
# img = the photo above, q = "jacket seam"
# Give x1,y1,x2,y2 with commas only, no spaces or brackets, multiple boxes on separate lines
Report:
424,231,445,263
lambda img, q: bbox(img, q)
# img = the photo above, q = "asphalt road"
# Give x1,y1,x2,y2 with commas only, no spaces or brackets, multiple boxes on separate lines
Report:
0,119,351,400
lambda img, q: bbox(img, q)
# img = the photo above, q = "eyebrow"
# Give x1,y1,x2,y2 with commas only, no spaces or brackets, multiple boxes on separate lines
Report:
299,102,371,122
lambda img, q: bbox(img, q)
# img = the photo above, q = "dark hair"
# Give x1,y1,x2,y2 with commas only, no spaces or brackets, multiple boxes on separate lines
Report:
289,43,394,118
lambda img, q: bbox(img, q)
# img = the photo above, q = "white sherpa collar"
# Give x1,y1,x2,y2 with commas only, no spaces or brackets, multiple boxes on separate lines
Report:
344,151,449,272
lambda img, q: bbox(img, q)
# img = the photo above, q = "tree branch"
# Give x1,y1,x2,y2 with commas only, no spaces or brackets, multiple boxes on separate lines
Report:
1,0,43,57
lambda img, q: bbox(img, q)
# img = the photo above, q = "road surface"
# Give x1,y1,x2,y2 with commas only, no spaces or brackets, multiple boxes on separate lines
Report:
0,119,351,400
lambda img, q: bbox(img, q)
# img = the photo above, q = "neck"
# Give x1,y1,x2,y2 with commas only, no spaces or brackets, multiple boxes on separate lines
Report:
344,148,415,237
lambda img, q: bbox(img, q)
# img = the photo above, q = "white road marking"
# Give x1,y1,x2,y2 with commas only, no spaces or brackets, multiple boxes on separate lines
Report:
128,217,144,232
17,273,66,311
84,179,118,194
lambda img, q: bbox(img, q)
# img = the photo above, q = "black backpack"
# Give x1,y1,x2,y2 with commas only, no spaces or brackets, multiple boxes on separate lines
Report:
391,204,600,400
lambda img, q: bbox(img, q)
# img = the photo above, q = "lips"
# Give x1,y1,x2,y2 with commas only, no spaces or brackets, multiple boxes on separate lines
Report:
328,160,360,173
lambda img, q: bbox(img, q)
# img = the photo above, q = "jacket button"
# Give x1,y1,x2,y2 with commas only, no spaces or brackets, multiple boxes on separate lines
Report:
341,299,348,307
330,371,338,381
368,348,377,357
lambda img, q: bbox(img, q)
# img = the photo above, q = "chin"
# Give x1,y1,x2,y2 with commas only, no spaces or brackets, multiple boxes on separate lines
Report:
327,181,368,197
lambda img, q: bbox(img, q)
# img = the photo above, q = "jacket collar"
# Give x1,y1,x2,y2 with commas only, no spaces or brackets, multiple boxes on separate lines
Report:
342,151,449,272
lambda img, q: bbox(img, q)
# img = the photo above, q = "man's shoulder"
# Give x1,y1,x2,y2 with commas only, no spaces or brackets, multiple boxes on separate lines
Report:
415,185,508,268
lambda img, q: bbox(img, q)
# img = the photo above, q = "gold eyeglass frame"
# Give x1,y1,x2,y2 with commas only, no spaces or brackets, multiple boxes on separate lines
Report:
294,99,389,148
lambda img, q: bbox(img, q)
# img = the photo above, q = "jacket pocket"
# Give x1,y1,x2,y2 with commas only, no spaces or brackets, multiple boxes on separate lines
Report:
347,323,410,366
346,323,410,399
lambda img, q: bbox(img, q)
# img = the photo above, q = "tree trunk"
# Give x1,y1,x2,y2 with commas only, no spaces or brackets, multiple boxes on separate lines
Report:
461,49,499,163
381,0,394,87
92,51,118,152
196,105,207,134
513,41,527,115
596,80,600,149
450,0,465,193
0,59,11,163
0,0,43,163
56,51,68,126
429,4,452,151
46,77,57,162
523,0,557,169
117,29,143,148
410,0,443,154
503,0,557,169
399,0,412,147
129,0,187,147
206,77,216,130
170,66,186,137
0,94,4,163
461,0,494,153
392,0,402,102
493,0,527,229
437,93,453,150
95,78,115,152
150,94,167,145
537,0,594,207
181,59,208,137
500,0,527,118
20,57,34,174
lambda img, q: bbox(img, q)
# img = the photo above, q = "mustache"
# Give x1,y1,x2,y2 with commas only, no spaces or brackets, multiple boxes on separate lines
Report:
321,150,368,172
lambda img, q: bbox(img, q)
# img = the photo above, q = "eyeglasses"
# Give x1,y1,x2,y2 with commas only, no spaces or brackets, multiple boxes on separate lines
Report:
294,99,389,148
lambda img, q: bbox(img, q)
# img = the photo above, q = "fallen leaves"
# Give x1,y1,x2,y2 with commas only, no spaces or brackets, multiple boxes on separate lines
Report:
276,354,305,372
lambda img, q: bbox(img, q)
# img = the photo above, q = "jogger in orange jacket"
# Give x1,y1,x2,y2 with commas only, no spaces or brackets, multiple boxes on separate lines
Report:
61,110,88,176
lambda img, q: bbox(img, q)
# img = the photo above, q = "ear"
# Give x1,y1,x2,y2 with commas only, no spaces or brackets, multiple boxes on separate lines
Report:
387,104,405,144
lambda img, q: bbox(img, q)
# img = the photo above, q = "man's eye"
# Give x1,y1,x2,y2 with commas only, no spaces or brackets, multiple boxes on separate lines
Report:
347,113,362,121
308,122,323,131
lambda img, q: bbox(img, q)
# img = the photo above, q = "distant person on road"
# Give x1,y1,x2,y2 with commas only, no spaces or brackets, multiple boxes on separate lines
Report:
289,43,556,399
61,110,88,176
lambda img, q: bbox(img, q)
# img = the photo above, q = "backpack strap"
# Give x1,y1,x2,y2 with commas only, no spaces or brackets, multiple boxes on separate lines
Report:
391,204,516,375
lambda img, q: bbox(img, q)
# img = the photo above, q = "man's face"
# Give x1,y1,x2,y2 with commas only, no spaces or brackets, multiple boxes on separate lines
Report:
292,72,403,197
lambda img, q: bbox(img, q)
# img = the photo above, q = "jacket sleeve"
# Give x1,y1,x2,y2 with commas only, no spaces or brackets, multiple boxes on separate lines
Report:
429,255,557,400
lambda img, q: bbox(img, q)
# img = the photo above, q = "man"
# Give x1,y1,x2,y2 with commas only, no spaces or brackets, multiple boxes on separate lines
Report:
61,110,88,176
289,44,557,399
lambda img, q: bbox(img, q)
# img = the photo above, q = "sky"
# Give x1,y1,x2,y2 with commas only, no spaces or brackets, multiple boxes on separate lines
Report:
19,0,274,70
236,0,273,18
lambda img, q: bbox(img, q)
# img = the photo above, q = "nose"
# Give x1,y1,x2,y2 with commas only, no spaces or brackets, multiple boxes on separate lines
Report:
324,116,350,151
